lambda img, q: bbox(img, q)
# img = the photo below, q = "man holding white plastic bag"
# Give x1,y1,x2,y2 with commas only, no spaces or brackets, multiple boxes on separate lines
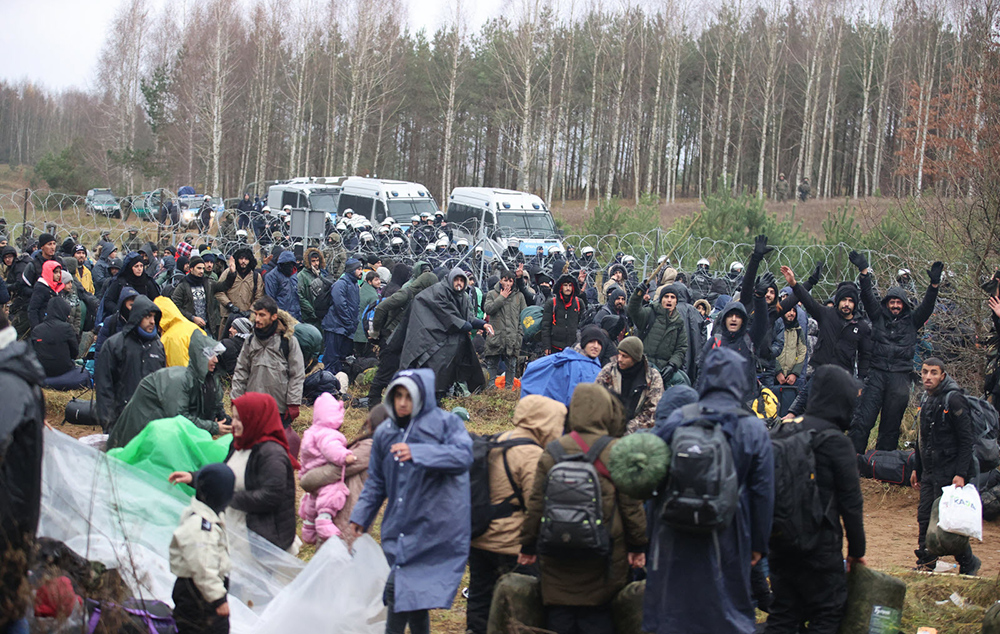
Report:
910,357,981,574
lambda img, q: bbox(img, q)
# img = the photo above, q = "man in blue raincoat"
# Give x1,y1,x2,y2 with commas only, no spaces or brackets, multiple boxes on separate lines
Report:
519,324,604,408
644,347,775,634
349,368,473,634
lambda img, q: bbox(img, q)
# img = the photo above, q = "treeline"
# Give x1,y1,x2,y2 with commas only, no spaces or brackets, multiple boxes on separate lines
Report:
0,0,995,205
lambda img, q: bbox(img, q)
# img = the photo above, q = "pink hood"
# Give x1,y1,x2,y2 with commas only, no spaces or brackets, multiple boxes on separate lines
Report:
311,392,345,431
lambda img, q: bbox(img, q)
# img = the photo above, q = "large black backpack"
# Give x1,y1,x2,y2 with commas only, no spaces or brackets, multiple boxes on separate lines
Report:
537,434,614,558
660,404,740,533
469,433,540,538
311,275,336,321
769,421,833,554
946,390,1000,472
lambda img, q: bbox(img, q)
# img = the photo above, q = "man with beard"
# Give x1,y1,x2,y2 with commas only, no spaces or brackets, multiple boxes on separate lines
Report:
172,256,230,339
231,295,306,455
400,268,494,397
264,250,301,320
779,266,872,417
848,251,941,453
297,248,329,328
541,274,584,355
594,288,629,342
215,246,264,325
630,282,689,385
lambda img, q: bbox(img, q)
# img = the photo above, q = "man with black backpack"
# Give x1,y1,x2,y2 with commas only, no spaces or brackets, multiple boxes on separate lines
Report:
645,347,774,634
766,364,866,634
911,358,981,575
518,383,647,634
466,395,567,634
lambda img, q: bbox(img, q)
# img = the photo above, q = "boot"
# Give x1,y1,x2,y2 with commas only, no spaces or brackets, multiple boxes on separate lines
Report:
316,513,341,540
301,520,317,544
959,553,981,576
913,548,937,572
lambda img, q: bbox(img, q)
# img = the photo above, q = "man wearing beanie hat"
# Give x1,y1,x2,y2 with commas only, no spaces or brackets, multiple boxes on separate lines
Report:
219,316,253,376
322,258,363,374
778,265,872,417
12,232,59,317
627,281,688,385
520,323,603,408
596,336,665,433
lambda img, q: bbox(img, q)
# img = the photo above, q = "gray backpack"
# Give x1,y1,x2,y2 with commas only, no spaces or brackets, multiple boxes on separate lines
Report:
537,435,614,558
660,404,741,533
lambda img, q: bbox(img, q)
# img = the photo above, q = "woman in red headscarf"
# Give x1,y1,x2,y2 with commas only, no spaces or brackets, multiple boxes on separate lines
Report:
28,259,66,328
172,392,300,553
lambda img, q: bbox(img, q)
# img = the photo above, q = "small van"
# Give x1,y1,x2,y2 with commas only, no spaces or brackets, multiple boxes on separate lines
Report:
446,187,563,257
336,177,438,225
267,177,346,215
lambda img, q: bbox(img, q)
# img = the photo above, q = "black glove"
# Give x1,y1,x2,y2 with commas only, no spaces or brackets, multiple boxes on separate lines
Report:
637,281,650,296
755,272,776,297
806,261,824,287
752,234,774,260
662,363,677,382
848,250,869,271
928,262,943,285
227,303,239,314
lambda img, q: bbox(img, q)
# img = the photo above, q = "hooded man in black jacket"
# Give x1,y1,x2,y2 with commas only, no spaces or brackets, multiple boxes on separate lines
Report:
766,365,866,634
94,295,166,430
0,309,45,631
911,358,980,574
848,252,941,452
540,274,582,354
779,266,872,416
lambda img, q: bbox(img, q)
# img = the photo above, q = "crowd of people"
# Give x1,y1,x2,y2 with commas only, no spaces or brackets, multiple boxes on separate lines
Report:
1,214,995,634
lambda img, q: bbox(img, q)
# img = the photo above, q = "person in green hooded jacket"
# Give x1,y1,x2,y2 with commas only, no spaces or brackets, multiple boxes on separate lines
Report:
107,330,228,449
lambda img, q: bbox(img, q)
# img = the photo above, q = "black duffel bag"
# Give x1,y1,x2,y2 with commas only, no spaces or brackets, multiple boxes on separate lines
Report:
857,449,916,485
64,397,98,426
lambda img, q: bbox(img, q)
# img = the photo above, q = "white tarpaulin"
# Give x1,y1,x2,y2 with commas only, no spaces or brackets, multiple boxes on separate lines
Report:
38,429,388,633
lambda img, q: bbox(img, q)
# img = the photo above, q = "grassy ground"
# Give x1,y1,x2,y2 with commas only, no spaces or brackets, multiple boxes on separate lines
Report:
41,380,1000,633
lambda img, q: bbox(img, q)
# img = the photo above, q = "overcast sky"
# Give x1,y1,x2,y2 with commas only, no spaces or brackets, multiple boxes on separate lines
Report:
0,0,504,92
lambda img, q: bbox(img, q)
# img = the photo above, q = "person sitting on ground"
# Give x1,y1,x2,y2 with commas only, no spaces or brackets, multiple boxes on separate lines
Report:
95,287,140,358
350,369,474,634
466,395,566,634
518,383,647,634
520,324,605,408
94,295,165,430
107,331,227,449
168,464,235,634
298,393,356,544
31,296,90,390
596,336,664,434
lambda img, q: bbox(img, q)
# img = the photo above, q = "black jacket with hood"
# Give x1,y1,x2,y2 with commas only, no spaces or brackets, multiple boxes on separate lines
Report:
30,296,78,377
859,272,937,373
778,365,866,568
792,281,871,379
541,274,582,352
94,295,166,428
101,251,160,317
700,298,769,400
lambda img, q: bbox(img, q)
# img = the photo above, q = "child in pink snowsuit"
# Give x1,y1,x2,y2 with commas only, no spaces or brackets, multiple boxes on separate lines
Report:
298,393,356,542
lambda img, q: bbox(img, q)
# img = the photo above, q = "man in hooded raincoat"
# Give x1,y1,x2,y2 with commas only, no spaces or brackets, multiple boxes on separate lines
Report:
400,267,491,396
349,369,473,634
645,347,774,634
107,330,227,449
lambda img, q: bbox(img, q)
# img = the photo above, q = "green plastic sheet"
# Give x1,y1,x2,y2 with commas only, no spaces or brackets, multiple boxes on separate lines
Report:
107,416,232,494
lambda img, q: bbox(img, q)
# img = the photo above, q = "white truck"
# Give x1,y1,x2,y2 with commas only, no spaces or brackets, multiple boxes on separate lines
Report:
445,187,563,259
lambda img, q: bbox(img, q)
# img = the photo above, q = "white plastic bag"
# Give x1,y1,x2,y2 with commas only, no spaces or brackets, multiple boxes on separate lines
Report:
937,484,983,541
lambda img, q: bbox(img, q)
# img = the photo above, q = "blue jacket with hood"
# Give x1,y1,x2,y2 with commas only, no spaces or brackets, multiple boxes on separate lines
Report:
644,347,774,634
519,346,602,408
322,258,361,336
264,251,301,319
349,368,473,612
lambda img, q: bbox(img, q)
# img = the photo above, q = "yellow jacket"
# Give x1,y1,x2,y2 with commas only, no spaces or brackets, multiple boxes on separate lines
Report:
154,296,205,367
76,266,95,294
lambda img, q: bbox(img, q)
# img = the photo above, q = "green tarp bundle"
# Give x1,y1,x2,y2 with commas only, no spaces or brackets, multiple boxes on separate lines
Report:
609,432,671,500
107,416,232,494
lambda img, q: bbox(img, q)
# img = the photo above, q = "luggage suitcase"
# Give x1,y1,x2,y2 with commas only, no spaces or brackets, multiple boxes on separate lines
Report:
776,385,798,417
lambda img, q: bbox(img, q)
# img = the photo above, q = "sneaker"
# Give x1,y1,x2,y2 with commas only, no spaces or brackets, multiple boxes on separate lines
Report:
960,554,981,576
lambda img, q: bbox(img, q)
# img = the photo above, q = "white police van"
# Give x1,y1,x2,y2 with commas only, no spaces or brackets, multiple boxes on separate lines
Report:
336,177,438,226
267,177,346,216
446,187,563,259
